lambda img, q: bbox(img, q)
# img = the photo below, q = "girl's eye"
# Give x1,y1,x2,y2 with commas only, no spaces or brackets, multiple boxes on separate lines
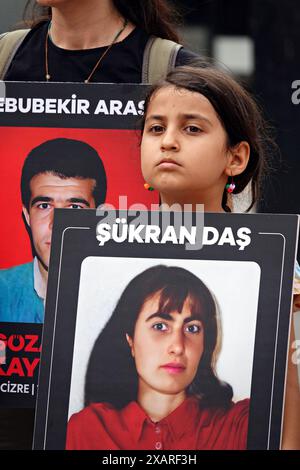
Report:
185,125,202,134
152,322,168,331
185,324,202,334
149,124,164,133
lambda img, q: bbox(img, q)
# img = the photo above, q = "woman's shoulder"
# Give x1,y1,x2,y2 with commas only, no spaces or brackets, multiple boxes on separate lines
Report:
200,398,250,424
69,402,117,423
68,400,148,428
228,398,250,416
207,399,249,450
175,47,200,66
10,21,48,45
217,398,250,428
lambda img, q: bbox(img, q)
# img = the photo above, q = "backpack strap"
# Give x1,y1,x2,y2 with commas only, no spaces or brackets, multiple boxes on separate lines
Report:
142,36,182,84
0,29,30,79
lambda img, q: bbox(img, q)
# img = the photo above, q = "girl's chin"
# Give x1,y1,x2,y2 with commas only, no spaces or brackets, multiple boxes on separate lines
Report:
158,187,192,200
157,182,188,194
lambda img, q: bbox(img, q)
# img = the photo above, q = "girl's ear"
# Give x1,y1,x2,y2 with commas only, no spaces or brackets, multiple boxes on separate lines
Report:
126,333,135,357
225,141,250,176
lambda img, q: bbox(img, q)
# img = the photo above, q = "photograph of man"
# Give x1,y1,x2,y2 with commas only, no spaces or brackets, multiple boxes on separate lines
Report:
0,137,107,323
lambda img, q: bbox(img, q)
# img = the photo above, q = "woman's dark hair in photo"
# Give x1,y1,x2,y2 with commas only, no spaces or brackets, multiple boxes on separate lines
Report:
141,63,276,212
85,265,233,410
23,1,181,42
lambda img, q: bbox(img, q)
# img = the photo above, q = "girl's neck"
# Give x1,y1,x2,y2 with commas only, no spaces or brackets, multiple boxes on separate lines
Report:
160,189,225,213
137,386,186,422
50,0,133,50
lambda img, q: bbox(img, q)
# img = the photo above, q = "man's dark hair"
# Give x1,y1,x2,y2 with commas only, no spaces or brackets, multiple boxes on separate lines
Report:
21,138,107,210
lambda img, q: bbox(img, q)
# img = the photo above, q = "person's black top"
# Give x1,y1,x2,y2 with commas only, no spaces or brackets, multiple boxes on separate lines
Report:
5,21,197,83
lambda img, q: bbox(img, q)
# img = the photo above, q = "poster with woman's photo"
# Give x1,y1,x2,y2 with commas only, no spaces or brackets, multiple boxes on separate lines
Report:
33,209,299,450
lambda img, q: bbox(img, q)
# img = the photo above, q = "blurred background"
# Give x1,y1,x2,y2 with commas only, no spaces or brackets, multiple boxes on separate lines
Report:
1,0,299,218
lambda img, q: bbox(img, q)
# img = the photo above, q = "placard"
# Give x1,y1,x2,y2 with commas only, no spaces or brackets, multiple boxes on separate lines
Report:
33,209,299,450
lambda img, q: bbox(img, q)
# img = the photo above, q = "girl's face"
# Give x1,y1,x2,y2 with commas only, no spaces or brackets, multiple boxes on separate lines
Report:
141,86,232,208
126,291,204,398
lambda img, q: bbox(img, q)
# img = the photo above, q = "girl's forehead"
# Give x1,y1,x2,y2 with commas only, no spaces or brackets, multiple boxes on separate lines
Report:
147,86,217,118
139,289,204,317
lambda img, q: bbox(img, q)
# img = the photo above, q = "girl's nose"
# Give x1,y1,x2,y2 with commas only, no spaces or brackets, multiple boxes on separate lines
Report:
161,128,179,151
167,330,185,356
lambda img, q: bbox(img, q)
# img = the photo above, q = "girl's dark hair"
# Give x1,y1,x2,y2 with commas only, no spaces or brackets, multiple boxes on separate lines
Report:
85,265,233,410
23,1,181,42
142,63,276,212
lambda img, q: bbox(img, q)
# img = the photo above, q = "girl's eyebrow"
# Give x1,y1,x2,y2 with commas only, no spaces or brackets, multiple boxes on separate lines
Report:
146,312,172,321
145,114,164,123
182,113,212,126
146,312,202,324
145,113,212,126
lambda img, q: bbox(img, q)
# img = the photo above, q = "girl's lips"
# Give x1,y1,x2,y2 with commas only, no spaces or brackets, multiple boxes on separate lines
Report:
157,158,181,168
161,363,186,374
157,162,180,170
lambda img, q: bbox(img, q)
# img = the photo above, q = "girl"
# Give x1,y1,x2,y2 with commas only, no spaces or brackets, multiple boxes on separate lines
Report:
141,64,271,213
67,265,249,450
140,64,300,449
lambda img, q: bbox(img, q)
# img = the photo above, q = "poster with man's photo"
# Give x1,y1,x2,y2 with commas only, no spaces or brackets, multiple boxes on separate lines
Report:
0,81,153,410
34,209,299,450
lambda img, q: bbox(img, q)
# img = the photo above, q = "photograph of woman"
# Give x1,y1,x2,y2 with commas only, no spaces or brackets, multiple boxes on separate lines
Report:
66,263,255,450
